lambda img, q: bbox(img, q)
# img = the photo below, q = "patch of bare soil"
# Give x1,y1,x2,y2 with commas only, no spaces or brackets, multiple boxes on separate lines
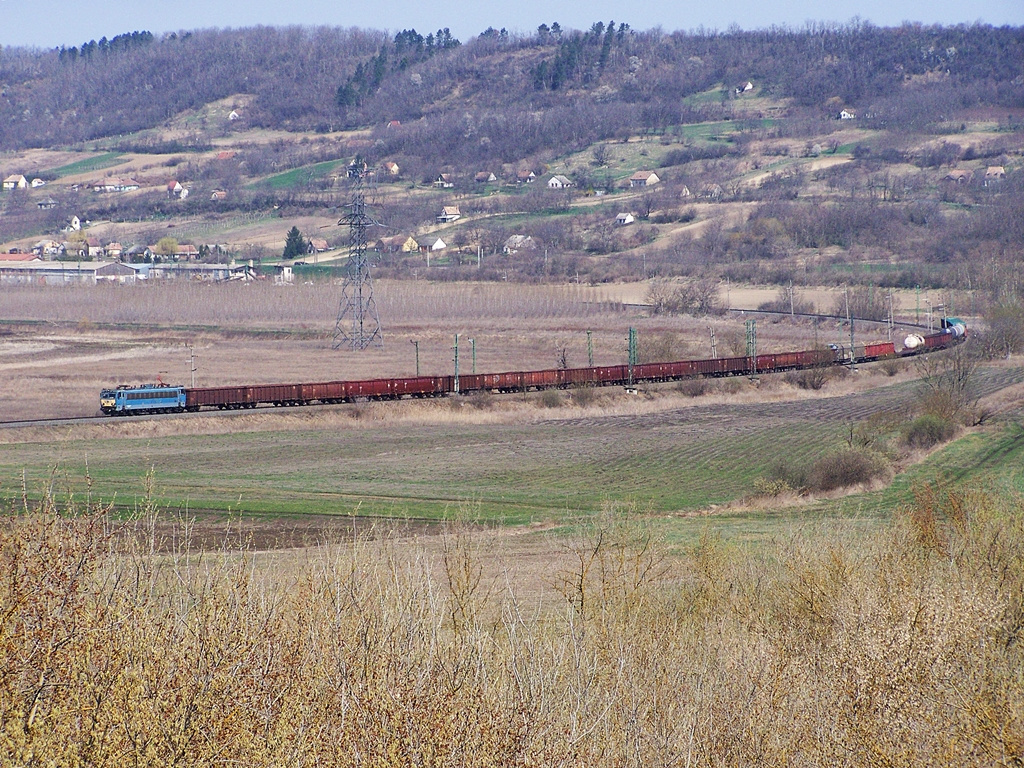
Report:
117,511,454,552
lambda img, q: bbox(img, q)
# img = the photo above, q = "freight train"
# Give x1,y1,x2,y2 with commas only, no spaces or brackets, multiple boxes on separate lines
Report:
99,320,966,416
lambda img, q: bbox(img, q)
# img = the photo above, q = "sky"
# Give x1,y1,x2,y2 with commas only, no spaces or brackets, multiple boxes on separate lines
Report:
0,0,1021,50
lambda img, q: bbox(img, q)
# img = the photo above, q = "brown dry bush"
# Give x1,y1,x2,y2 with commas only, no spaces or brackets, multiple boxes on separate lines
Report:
676,377,710,397
805,447,890,491
2,486,1022,767
569,385,597,408
539,389,563,408
784,364,835,390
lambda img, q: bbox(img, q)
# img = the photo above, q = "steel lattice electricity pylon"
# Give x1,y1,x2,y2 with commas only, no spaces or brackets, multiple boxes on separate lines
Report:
332,184,383,350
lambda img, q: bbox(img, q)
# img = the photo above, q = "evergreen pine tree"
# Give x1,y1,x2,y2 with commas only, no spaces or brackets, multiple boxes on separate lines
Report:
283,226,307,259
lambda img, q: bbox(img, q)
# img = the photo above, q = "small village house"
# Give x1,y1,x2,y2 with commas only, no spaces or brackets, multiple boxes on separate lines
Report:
503,235,537,254
3,174,28,190
307,238,330,254
629,171,660,188
437,205,461,223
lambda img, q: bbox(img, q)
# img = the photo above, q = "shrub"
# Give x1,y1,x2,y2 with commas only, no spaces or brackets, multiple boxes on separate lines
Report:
570,385,597,407
785,366,832,390
764,458,810,492
539,389,563,408
806,448,889,492
753,476,793,497
880,358,903,377
903,414,958,450
676,378,709,397
467,390,495,410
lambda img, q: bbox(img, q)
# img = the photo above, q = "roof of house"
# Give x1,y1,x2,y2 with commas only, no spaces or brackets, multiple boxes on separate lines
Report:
629,170,659,181
440,205,461,215
503,234,536,249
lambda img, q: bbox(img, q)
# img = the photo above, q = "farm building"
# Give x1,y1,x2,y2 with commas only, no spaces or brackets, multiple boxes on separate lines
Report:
0,260,136,285
147,262,253,281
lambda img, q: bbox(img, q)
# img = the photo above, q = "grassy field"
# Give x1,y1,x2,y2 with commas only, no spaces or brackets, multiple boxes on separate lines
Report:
47,152,125,177
0,401,843,522
256,158,346,190
3,364,1021,537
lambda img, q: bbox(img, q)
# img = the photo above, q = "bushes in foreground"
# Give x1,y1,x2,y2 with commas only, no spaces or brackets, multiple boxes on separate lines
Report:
1,490,1022,766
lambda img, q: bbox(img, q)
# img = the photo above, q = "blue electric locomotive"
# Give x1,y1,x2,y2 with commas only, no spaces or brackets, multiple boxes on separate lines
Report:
100,384,187,415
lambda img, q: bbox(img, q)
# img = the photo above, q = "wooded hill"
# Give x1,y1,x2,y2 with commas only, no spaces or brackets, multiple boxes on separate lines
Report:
0,22,1022,297
1,23,1022,153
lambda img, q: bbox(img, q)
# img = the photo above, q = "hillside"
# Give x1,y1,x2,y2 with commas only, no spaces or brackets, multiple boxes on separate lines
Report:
1,22,1022,293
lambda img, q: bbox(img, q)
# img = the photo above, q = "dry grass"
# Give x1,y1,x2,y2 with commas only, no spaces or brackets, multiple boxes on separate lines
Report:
0,280,625,328
2,487,1021,766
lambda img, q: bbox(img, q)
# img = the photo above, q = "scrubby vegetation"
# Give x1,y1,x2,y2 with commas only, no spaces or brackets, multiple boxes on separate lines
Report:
3,488,1022,766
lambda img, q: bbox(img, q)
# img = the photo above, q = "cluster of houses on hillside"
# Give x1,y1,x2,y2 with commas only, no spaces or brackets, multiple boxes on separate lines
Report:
426,168,662,191
3,172,236,202
371,232,539,256
0,243,295,285
0,233,300,285
0,257,285,286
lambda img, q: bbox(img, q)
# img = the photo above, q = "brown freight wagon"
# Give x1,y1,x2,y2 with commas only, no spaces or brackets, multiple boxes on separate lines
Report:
186,386,252,409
